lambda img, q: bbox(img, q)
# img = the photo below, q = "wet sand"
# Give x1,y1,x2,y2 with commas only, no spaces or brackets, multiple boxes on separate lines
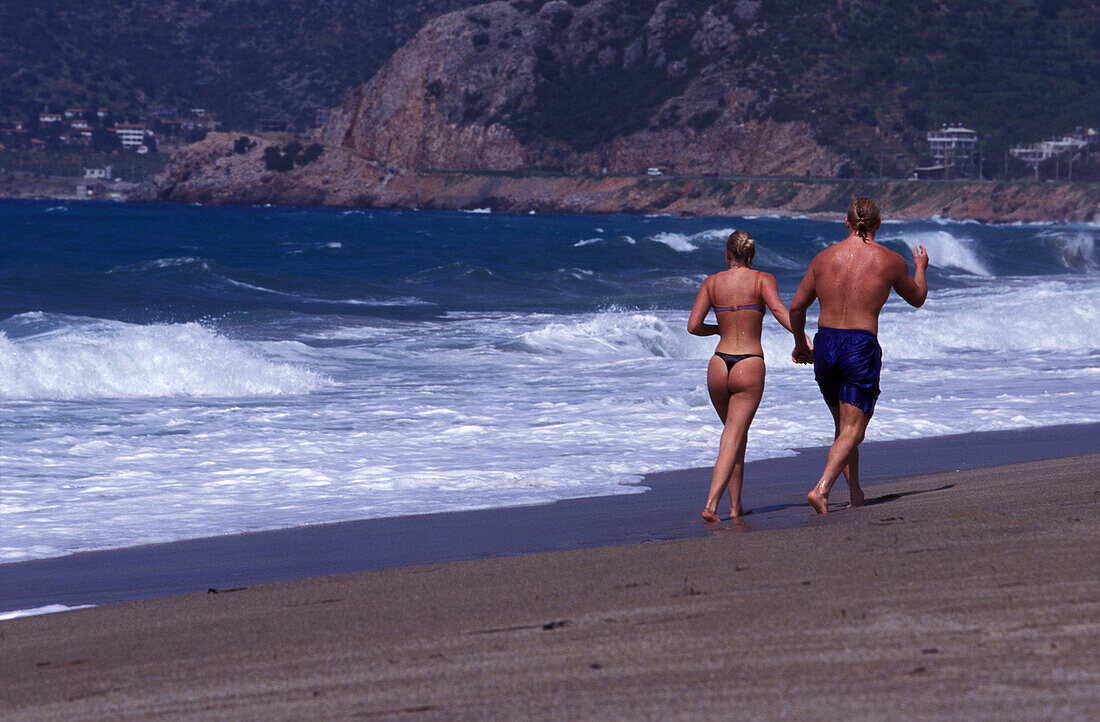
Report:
4,423,1096,615
2,453,1099,720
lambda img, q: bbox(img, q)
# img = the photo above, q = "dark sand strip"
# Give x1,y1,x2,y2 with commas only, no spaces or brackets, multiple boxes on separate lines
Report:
2,423,1098,613
2,454,1098,720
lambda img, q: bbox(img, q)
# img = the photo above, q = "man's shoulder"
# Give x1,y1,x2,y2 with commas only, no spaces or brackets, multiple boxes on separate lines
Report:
873,243,909,268
810,240,848,268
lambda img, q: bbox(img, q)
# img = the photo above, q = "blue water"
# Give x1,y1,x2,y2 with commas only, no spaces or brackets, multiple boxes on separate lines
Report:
1,199,1098,562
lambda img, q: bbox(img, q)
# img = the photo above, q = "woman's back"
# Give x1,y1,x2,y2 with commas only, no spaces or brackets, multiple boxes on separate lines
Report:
708,267,765,355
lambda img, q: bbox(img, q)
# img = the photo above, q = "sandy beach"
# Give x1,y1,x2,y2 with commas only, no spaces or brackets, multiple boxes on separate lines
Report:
3,442,1099,719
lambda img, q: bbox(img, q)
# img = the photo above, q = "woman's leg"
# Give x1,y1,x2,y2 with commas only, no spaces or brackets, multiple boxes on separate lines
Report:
703,357,765,521
702,356,731,522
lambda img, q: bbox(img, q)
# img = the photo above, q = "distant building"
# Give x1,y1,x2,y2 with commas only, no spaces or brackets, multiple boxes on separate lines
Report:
39,113,63,124
0,123,31,149
1067,127,1099,148
71,119,91,130
114,124,152,147
911,165,949,181
64,108,85,119
646,167,663,176
1010,131,1090,180
83,165,113,180
926,124,978,177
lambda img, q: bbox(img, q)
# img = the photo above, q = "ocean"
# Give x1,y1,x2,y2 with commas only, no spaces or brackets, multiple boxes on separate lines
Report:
1,199,1097,563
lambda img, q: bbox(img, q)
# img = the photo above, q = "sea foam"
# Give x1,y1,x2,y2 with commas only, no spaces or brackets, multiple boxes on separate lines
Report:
881,229,992,276
0,316,325,400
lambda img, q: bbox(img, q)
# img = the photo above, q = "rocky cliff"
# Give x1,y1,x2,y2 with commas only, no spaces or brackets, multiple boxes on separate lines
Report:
317,0,841,176
141,0,1100,222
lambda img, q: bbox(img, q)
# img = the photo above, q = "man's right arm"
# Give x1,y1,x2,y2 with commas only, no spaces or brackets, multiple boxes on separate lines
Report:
789,263,816,364
893,245,929,308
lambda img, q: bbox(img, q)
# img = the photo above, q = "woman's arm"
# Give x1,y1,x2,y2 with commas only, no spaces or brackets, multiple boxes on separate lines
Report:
760,273,795,334
761,272,813,354
687,276,719,336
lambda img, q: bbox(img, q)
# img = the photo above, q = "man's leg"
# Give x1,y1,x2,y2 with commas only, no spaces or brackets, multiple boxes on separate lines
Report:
828,405,864,507
808,403,871,514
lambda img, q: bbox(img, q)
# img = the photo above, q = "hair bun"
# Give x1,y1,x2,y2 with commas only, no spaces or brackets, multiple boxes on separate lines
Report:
726,230,756,268
846,197,881,240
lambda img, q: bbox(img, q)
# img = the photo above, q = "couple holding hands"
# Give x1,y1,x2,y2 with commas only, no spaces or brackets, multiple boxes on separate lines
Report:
688,198,929,520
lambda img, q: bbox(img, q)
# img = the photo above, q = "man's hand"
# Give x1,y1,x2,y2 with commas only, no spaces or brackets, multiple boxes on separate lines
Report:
913,244,929,271
792,338,813,364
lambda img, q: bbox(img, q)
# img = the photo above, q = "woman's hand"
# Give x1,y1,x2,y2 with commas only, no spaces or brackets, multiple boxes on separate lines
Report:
792,337,813,364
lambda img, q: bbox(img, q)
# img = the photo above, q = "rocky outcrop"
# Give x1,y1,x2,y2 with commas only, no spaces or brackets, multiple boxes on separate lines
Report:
139,0,1100,223
317,0,842,176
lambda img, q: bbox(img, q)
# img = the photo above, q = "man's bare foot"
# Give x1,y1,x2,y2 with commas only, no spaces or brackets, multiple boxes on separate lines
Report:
848,487,865,508
701,508,720,523
807,488,829,514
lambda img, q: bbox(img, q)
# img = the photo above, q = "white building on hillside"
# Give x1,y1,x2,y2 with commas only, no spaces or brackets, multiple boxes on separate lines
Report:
114,124,152,147
926,124,978,177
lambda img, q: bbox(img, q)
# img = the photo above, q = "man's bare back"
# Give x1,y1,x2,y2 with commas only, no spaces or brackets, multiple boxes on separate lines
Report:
788,198,928,514
805,238,921,335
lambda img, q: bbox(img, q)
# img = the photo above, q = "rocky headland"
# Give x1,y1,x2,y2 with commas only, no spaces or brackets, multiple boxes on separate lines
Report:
140,0,1100,223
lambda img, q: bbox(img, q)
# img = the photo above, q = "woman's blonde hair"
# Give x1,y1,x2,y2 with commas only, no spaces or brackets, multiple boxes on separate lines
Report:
847,197,881,241
726,230,755,267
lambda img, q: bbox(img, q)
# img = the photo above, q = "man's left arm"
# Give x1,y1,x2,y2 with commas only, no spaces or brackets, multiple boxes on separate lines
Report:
893,245,929,308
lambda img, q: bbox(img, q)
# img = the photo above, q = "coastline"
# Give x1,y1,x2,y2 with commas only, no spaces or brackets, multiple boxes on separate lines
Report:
2,450,1098,718
22,132,1083,224
3,422,1097,615
5,174,1099,225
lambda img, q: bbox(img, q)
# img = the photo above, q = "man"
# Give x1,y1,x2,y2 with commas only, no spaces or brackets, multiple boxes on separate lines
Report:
789,197,929,514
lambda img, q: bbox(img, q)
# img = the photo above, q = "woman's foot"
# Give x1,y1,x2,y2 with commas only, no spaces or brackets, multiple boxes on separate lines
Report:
730,507,752,518
701,508,721,523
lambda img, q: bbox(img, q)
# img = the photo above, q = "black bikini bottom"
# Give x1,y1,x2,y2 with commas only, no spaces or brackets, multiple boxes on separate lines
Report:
715,352,764,372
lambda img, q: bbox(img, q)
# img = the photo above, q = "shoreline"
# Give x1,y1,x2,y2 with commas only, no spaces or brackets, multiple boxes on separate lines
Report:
3,191,1099,227
2,451,1098,718
3,422,1097,615
129,133,1100,224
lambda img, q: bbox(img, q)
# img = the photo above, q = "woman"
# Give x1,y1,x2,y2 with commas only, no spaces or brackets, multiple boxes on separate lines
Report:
688,231,805,522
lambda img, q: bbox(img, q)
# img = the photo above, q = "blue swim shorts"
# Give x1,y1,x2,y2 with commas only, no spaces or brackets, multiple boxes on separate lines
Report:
813,327,882,417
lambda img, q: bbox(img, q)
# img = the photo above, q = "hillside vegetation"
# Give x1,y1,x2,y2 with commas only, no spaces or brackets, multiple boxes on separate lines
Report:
319,0,1100,176
752,0,1100,168
8,0,1095,176
0,0,483,128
